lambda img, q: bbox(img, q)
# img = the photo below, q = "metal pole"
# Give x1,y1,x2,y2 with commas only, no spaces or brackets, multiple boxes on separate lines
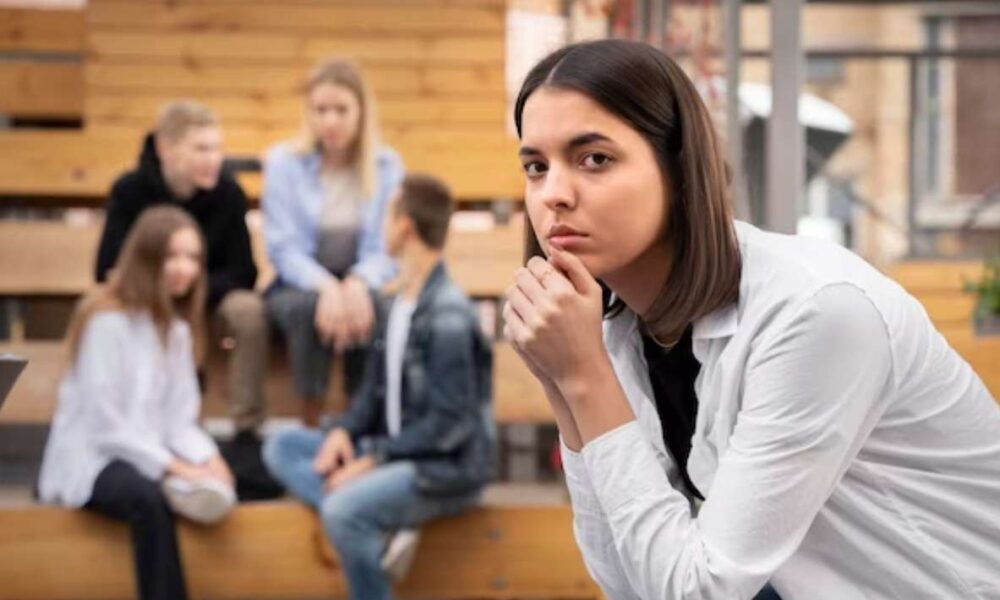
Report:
650,0,666,49
633,0,649,42
766,0,804,234
724,0,750,221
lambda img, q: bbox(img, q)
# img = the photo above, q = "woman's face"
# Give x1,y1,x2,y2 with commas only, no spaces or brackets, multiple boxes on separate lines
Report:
163,227,202,298
307,82,362,156
519,87,669,281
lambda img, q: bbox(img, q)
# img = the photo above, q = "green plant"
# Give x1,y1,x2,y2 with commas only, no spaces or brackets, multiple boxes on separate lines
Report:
965,254,1000,320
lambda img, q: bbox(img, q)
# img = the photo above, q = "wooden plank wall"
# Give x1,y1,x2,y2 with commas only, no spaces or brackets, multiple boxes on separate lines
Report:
81,0,524,200
0,8,84,119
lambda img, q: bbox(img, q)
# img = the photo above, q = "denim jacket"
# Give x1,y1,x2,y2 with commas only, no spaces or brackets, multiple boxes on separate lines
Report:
261,143,405,291
329,262,497,495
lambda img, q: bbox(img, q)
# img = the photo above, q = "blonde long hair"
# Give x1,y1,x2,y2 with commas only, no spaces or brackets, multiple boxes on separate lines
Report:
293,57,381,198
66,206,207,366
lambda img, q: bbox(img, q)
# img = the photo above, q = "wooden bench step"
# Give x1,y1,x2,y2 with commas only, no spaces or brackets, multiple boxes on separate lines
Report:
0,500,601,600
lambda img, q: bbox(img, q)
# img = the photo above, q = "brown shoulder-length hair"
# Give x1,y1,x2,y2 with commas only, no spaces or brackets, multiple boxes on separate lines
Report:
293,56,381,199
513,39,741,343
65,206,207,366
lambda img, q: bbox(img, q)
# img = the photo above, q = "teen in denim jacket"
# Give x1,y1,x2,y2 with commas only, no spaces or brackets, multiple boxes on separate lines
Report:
264,174,496,600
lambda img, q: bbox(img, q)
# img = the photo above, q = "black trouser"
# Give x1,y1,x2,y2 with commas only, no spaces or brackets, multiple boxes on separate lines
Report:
84,460,188,600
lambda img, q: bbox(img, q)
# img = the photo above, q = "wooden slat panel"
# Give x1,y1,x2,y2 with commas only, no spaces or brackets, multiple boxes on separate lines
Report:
86,94,507,127
913,293,978,327
445,218,523,296
0,131,132,198
0,221,99,295
886,260,983,294
0,503,600,600
0,341,63,425
493,343,552,423
0,61,82,118
88,0,503,6
86,63,504,97
0,8,84,53
86,2,505,35
87,31,503,66
0,340,553,425
0,131,523,200
0,219,522,297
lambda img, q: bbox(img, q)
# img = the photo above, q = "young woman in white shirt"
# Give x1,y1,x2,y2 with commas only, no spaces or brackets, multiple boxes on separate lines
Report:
38,206,235,600
504,39,1000,600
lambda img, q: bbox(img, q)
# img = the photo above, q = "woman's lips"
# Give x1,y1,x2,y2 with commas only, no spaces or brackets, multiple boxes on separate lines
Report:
547,224,588,250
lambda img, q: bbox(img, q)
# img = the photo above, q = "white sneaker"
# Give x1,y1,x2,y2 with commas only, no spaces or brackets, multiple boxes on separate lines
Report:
381,529,421,581
162,476,236,525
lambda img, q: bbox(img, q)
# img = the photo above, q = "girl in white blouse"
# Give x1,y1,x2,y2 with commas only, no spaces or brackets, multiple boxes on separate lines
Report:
505,40,1000,600
38,206,235,600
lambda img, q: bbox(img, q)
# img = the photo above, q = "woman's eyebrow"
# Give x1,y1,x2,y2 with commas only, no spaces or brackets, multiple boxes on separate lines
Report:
519,132,613,157
567,132,612,148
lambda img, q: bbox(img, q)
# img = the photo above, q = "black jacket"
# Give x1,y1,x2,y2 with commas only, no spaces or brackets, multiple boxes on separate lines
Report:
95,133,258,309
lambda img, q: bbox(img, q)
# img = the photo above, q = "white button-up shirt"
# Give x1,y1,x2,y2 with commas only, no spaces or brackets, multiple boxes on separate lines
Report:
39,310,218,507
563,221,1000,599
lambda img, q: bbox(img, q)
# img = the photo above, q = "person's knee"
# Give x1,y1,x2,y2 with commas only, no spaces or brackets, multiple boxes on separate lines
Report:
125,479,173,522
320,493,366,545
219,290,267,335
261,429,300,477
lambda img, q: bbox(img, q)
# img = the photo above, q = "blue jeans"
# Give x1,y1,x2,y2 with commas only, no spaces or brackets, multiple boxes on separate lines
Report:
262,427,480,600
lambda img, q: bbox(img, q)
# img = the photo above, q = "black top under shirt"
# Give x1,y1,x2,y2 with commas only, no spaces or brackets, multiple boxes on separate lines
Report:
640,325,704,500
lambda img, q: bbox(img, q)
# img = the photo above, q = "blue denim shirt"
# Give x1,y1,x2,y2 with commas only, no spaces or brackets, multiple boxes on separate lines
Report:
261,143,405,291
329,262,498,495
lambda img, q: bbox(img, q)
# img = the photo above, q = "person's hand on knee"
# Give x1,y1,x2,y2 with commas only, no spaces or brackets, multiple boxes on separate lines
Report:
315,279,348,347
166,458,213,482
341,276,374,348
204,454,235,488
313,427,354,477
325,455,375,492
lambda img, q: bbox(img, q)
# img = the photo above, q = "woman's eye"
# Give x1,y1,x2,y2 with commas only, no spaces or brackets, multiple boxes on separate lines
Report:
581,153,612,169
523,161,547,177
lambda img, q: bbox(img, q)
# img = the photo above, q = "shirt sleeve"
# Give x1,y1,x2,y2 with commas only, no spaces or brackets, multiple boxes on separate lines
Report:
82,314,173,479
94,178,137,283
206,182,258,306
262,147,333,291
580,283,893,599
561,439,643,600
349,149,404,288
163,323,218,464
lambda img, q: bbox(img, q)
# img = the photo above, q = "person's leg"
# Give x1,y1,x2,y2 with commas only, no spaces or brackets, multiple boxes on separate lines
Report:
84,460,188,600
319,461,479,600
261,427,328,508
266,286,332,425
342,344,369,399
216,290,269,435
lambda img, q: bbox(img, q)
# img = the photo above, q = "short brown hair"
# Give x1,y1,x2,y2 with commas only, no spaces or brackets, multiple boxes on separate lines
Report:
397,173,454,250
155,100,218,144
514,40,741,343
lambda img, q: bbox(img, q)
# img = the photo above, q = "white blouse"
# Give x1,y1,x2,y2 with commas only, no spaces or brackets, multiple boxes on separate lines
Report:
563,221,1000,599
38,310,217,507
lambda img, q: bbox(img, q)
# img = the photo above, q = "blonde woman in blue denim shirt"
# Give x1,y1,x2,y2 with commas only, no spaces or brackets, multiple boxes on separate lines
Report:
263,58,405,425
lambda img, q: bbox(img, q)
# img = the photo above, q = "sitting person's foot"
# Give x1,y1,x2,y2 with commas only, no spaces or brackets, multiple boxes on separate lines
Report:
162,476,236,525
381,529,421,581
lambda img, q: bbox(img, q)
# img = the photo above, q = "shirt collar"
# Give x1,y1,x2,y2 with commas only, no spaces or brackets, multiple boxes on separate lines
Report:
692,302,739,341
